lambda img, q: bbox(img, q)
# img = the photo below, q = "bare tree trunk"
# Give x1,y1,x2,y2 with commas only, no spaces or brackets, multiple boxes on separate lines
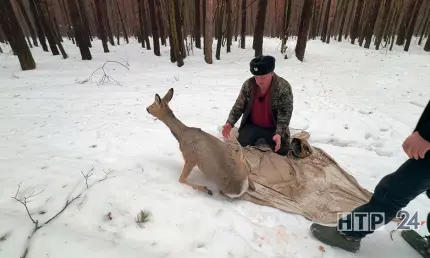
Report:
77,0,92,47
281,0,291,57
34,0,60,55
404,0,423,51
375,0,392,50
139,0,150,49
28,0,49,51
350,0,363,44
116,0,129,43
226,0,233,52
0,0,36,70
95,0,109,52
204,0,213,63
295,0,313,61
174,0,186,59
155,0,166,45
106,2,115,46
215,0,225,60
418,11,430,45
148,0,161,55
424,34,430,51
337,0,348,41
15,0,38,47
240,0,246,49
61,0,75,44
67,0,92,60
397,0,416,46
168,0,184,66
389,1,401,51
253,0,268,57
194,0,201,48
321,0,331,42
363,0,382,48
40,0,68,58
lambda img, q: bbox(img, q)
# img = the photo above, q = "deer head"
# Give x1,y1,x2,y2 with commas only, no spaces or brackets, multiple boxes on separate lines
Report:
146,88,174,120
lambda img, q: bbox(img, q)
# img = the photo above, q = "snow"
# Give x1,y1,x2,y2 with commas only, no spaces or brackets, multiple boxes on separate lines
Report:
0,36,429,258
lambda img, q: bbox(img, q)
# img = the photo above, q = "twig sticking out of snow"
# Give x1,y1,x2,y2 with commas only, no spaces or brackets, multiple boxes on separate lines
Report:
77,60,130,86
12,168,114,258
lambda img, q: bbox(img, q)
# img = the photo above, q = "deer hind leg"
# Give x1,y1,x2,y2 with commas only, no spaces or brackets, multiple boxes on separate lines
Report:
179,161,213,196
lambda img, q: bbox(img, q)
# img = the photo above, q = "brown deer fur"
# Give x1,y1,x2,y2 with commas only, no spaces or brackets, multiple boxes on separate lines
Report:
146,88,255,197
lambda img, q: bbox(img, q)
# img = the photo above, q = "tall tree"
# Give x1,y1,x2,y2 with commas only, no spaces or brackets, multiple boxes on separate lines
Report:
295,0,314,61
167,0,184,66
215,0,225,60
39,0,68,58
116,0,129,43
147,0,161,55
363,0,382,48
424,35,430,52
15,0,38,47
204,0,213,63
350,0,363,44
321,0,332,42
226,0,233,53
0,0,36,70
194,0,201,48
396,0,416,46
67,0,92,60
375,0,392,50
240,0,246,49
404,0,424,51
253,0,268,57
418,9,430,45
28,0,49,52
95,0,109,52
281,0,292,57
337,0,349,41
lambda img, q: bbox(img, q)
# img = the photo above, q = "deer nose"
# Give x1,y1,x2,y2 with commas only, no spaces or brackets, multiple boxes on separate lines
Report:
146,107,150,113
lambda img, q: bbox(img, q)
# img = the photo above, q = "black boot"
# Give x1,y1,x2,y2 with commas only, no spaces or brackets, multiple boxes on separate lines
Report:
310,223,361,253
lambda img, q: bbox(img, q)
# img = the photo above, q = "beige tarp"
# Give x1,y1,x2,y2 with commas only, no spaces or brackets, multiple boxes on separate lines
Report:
224,127,374,224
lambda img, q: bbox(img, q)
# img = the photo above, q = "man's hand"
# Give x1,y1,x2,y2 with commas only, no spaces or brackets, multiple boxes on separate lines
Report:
222,123,232,138
402,131,430,159
273,134,281,152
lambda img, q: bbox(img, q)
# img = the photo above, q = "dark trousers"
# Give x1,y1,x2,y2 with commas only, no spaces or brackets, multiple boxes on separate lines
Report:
339,153,430,238
237,121,289,156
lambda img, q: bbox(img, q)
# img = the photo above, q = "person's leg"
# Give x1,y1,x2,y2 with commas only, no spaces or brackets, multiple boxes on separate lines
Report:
257,127,289,155
310,155,430,252
237,122,263,147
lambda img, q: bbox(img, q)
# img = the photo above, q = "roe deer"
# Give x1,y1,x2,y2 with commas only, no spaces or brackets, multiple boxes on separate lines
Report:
146,88,255,198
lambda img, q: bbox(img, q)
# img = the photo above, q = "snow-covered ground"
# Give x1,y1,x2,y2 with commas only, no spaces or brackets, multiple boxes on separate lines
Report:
0,36,429,258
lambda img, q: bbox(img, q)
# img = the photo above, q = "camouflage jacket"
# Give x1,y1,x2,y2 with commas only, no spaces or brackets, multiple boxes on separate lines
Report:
226,73,294,142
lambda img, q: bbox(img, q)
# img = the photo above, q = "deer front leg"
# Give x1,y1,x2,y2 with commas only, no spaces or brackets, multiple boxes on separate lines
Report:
179,161,213,196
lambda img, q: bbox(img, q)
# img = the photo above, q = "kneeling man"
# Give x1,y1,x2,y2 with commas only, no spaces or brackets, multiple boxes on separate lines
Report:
222,55,294,155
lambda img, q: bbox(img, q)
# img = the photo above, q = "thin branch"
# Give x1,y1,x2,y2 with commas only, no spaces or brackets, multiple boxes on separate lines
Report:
12,168,114,258
78,60,130,86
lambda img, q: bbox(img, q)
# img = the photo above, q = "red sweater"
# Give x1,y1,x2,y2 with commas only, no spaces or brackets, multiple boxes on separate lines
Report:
250,86,275,128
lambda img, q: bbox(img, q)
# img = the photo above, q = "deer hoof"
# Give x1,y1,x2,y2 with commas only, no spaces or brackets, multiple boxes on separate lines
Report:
204,186,213,196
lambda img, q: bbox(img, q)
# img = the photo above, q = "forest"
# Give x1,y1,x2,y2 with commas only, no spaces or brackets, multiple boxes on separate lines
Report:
0,0,429,71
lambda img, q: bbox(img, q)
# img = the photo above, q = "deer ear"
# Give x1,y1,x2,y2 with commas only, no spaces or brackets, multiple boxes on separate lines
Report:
155,94,161,104
162,88,174,103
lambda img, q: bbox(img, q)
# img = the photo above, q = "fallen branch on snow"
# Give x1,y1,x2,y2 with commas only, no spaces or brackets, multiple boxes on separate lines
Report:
77,60,130,86
12,168,114,258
